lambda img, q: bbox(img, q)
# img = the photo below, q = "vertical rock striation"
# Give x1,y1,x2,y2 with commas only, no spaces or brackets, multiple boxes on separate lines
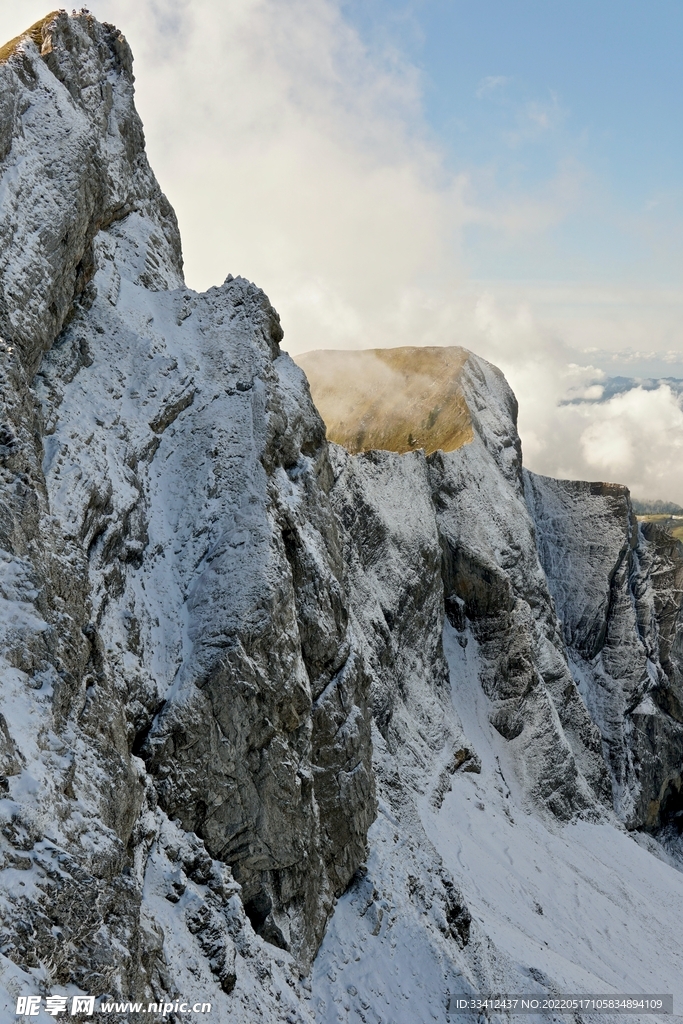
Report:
305,347,683,1019
305,343,683,840
428,357,611,820
314,349,611,826
525,473,683,832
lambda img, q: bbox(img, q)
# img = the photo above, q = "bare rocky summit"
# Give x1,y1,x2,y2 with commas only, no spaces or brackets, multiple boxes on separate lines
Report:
0,12,682,1024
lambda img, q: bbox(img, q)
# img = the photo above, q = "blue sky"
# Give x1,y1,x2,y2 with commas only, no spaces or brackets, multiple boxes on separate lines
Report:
343,0,683,286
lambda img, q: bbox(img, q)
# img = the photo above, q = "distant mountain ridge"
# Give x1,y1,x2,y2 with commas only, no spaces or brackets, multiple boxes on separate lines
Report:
561,374,683,406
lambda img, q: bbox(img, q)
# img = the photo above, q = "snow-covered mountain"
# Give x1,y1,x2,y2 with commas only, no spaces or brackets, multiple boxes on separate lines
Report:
0,12,681,1024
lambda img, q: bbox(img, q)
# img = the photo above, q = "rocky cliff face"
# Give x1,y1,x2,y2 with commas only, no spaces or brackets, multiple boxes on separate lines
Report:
525,474,683,833
1,12,682,1024
0,13,373,1017
303,343,683,841
303,348,683,1022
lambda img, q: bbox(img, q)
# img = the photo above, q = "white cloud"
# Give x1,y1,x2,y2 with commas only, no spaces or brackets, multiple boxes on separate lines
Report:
577,385,605,401
579,385,683,478
88,0,474,336
476,75,510,98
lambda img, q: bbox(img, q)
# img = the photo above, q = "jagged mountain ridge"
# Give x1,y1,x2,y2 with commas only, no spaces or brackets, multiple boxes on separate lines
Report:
0,12,681,1024
302,346,683,832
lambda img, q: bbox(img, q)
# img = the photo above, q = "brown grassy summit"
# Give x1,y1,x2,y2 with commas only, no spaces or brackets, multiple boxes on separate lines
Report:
295,346,474,456
0,13,60,64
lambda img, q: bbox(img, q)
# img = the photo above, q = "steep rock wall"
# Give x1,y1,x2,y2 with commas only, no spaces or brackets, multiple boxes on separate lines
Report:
0,13,374,1014
427,355,610,821
2,11,682,1022
0,12,182,374
314,344,683,837
525,473,683,831
305,351,683,1020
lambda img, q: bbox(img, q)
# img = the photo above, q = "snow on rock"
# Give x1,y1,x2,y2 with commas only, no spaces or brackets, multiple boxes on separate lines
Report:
308,347,683,1023
0,12,183,375
36,260,375,967
430,356,610,820
311,623,683,1024
0,12,373,1016
525,472,683,834
1,11,682,1024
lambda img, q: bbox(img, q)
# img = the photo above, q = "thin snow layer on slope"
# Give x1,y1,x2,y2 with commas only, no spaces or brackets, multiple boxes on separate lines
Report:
430,360,610,820
314,443,528,1024
0,806,320,1024
311,353,682,1024
0,9,373,1007
33,211,375,968
327,445,468,773
0,230,361,1011
0,12,182,373
437,625,683,1011
524,472,683,832
311,625,683,1024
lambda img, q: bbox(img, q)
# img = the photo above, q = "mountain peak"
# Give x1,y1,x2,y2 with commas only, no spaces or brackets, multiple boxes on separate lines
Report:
0,10,182,374
1,12,682,1022
296,346,474,455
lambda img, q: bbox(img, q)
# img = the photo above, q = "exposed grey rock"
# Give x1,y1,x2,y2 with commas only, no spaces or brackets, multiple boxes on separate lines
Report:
525,472,683,831
308,349,683,1021
429,356,610,821
640,521,683,724
0,12,374,1014
2,10,683,1023
0,12,183,376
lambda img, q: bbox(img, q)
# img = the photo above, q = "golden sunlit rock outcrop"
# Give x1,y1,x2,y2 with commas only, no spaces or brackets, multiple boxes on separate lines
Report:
0,13,59,64
295,346,474,455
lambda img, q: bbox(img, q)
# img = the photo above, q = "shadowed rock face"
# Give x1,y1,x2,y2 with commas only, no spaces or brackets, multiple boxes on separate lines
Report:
295,347,473,456
640,522,683,722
